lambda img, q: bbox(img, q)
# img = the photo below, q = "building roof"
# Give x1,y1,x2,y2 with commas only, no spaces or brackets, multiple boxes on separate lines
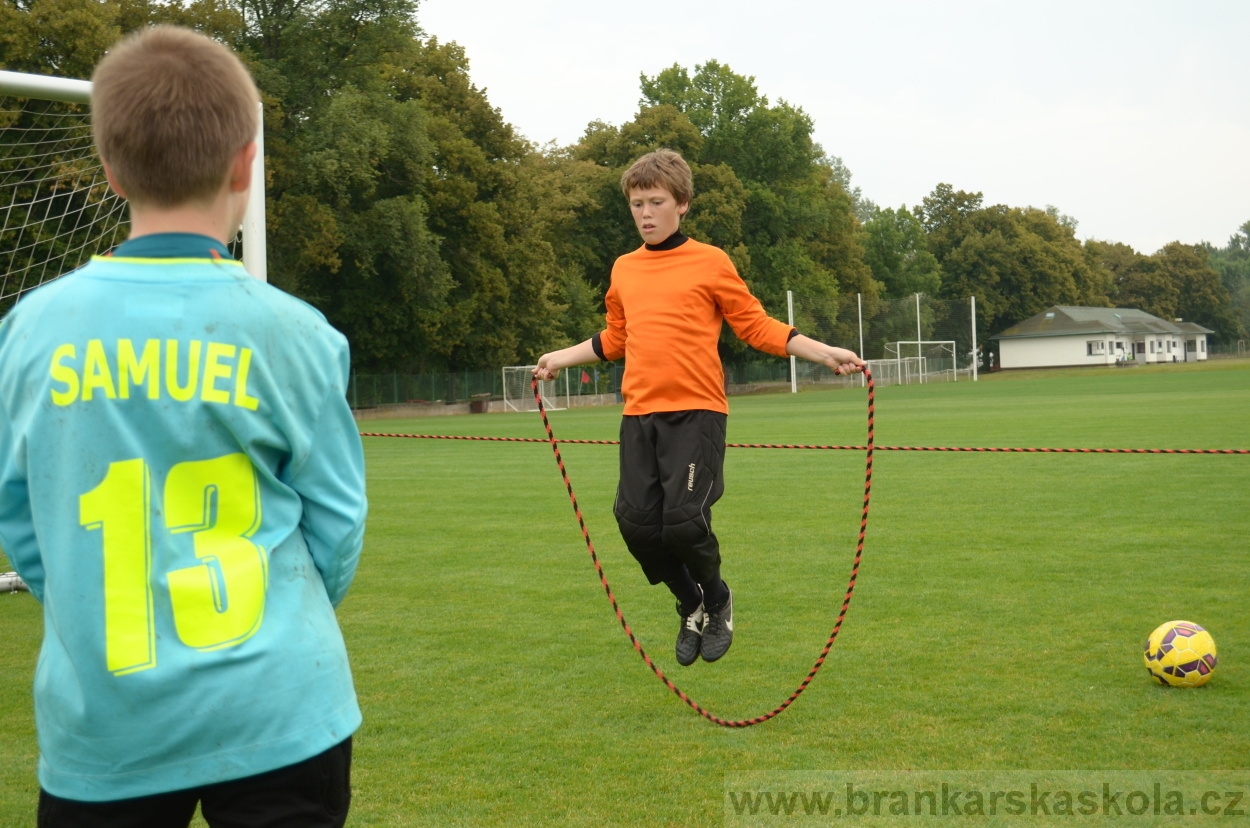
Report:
991,306,1214,340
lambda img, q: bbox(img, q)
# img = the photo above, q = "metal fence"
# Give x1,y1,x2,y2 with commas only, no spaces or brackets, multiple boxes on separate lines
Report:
349,293,982,409
1208,340,1248,358
350,363,627,410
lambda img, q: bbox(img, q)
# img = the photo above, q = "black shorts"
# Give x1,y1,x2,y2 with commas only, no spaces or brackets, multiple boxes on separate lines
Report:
613,409,727,585
37,737,352,828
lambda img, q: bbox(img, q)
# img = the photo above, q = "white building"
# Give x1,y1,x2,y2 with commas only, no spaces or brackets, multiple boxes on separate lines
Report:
992,306,1212,369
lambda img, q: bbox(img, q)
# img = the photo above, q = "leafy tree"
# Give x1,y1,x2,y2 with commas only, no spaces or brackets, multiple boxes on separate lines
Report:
1154,242,1239,342
552,62,875,362
380,37,574,370
1205,221,1250,341
919,183,983,264
924,192,1111,337
0,0,121,79
862,206,941,299
247,0,462,371
3,0,589,370
1087,240,1175,318
630,61,873,358
639,60,757,138
1088,238,1240,342
0,0,216,319
827,154,877,224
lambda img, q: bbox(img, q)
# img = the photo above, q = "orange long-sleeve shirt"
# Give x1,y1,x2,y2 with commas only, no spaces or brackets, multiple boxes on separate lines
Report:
595,238,793,415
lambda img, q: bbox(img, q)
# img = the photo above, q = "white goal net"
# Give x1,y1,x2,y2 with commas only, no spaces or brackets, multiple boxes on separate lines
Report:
1,79,123,316
872,340,958,385
502,366,567,412
0,70,266,319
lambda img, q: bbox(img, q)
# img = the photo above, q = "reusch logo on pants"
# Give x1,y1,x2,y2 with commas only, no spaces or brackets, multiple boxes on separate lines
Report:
687,463,696,491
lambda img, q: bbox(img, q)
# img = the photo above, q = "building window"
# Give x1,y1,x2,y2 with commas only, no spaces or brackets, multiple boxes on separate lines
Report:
1087,340,1106,355
1201,340,1206,353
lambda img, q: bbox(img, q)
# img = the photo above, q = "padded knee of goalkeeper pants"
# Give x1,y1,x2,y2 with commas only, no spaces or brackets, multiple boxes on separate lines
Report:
662,512,721,586
615,504,672,585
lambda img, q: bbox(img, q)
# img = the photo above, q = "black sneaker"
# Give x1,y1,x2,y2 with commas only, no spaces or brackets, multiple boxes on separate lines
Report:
676,596,705,667
700,587,733,662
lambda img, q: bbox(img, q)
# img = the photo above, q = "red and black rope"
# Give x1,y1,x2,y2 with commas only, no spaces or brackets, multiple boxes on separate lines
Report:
359,432,1248,455
359,386,1246,725
360,432,619,445
526,371,876,728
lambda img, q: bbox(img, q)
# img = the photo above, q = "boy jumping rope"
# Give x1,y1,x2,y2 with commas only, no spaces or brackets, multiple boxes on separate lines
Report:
536,149,864,666
0,27,366,826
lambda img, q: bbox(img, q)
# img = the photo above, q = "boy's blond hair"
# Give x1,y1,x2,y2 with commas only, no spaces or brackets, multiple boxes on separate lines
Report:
91,25,260,208
620,148,693,205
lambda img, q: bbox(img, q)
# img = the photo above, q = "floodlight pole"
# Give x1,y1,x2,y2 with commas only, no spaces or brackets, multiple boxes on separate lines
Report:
971,295,978,382
857,292,865,388
915,293,922,357
916,293,923,383
787,290,796,393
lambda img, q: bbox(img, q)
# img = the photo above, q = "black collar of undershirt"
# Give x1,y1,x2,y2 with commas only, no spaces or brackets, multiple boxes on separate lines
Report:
645,231,688,252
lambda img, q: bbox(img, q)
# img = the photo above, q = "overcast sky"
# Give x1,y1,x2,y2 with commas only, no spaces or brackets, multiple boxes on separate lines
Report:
418,0,1247,255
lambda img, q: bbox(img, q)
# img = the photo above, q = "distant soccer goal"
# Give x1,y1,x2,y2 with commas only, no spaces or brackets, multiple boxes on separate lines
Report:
502,366,567,412
0,69,266,318
877,340,958,385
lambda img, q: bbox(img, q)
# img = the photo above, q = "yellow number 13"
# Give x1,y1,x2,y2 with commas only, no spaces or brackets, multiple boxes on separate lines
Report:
79,453,268,676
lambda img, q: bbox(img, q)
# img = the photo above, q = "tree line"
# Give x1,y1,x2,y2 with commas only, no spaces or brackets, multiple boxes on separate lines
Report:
2,0,1246,371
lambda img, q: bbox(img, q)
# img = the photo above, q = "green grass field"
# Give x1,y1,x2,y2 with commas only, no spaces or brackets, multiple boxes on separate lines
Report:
1,361,1247,825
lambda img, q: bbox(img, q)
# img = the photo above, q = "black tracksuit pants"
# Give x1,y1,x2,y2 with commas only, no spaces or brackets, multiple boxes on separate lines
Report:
613,410,728,610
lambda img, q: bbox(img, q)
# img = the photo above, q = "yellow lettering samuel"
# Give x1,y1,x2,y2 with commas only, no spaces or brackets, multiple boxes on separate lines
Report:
117,339,160,400
201,342,235,405
48,340,259,410
50,344,79,406
234,348,259,411
82,339,117,402
166,340,202,403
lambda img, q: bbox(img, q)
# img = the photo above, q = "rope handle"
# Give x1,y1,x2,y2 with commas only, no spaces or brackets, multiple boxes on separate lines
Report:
530,369,875,727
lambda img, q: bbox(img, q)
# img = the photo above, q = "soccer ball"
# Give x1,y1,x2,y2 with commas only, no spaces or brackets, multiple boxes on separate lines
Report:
1143,620,1217,687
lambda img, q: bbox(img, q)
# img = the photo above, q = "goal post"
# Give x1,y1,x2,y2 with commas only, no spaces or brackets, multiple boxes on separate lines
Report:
883,340,958,383
0,69,267,317
502,366,567,412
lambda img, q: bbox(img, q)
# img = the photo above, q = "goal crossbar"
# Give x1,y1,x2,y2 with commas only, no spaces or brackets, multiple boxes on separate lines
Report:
0,70,90,104
886,339,958,357
502,366,567,412
880,340,958,384
0,70,267,285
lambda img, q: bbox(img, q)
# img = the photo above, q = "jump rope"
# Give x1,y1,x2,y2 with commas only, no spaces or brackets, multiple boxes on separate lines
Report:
525,372,874,728
360,372,1247,727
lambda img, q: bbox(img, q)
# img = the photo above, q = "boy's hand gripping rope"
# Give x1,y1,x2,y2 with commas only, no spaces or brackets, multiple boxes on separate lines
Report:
531,370,875,727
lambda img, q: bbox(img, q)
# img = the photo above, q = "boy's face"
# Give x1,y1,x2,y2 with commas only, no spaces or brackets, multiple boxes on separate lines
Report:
628,186,688,245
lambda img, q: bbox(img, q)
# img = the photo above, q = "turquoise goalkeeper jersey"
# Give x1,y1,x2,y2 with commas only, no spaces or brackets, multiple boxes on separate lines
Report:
0,234,366,801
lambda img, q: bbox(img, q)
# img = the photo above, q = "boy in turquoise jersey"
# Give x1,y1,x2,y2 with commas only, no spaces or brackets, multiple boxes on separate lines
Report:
0,26,366,826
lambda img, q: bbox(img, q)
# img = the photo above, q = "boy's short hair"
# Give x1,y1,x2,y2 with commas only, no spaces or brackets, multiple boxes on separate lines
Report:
620,148,693,205
91,25,260,208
